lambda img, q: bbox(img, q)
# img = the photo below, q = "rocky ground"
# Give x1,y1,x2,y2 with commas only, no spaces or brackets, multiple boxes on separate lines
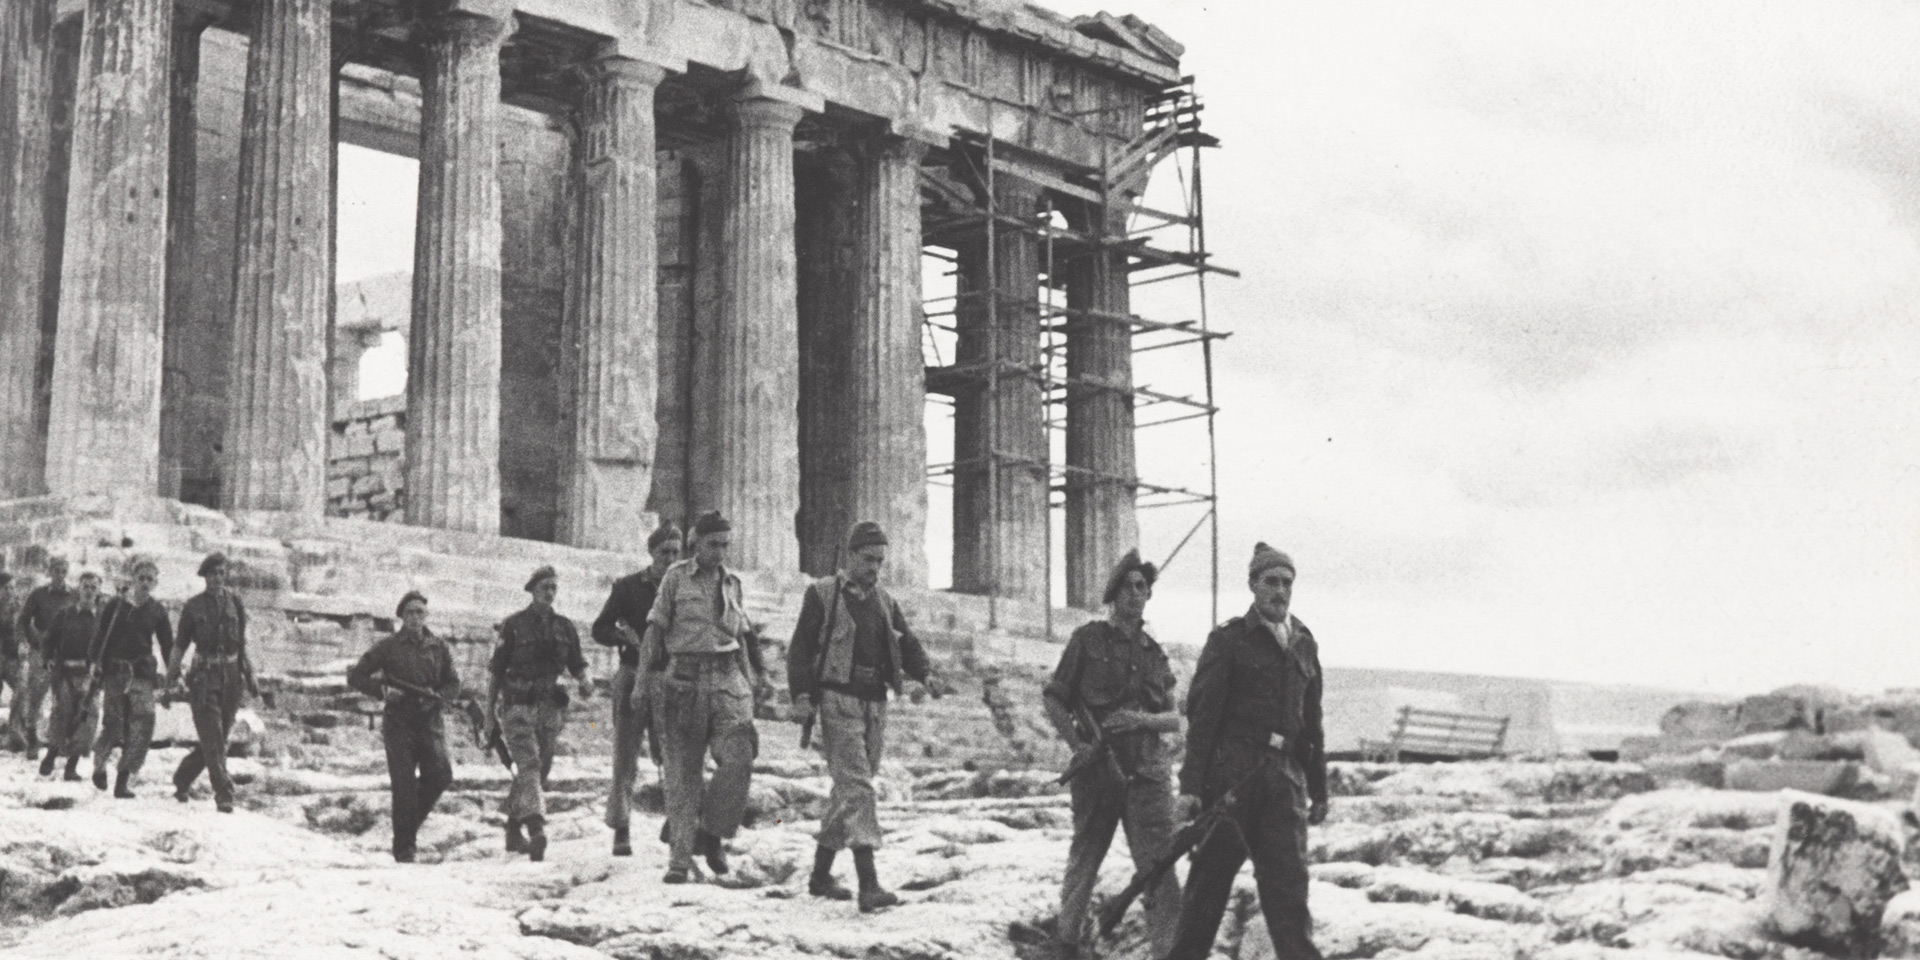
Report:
3,674,1919,960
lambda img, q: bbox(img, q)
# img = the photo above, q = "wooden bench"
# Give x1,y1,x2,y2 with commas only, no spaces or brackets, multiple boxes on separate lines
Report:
1359,706,1510,762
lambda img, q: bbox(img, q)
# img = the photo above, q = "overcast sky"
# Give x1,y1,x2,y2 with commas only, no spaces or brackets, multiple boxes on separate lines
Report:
339,0,1920,695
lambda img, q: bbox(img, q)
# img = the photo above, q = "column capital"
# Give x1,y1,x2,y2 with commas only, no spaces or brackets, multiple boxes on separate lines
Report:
858,131,930,166
586,55,669,91
738,77,825,116
732,95,807,134
417,7,513,47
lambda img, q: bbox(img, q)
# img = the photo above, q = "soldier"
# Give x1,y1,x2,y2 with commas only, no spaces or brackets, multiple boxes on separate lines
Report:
486,565,591,862
348,591,461,863
0,572,20,747
39,570,103,780
166,552,262,813
11,556,74,756
786,521,936,912
1163,543,1327,960
592,522,682,857
1043,549,1183,959
635,510,761,884
89,557,174,797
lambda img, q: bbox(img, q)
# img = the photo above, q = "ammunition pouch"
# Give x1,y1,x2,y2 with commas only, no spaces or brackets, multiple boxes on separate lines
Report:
502,676,567,708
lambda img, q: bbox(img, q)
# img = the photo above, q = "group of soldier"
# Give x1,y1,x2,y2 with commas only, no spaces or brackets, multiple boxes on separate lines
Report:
0,522,1325,960
0,552,261,812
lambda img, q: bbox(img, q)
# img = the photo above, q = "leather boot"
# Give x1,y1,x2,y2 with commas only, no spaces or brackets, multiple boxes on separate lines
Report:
853,846,899,913
37,751,56,777
92,766,108,790
696,830,729,876
611,826,632,857
505,818,529,854
807,845,852,900
113,770,135,799
62,754,82,782
525,816,548,862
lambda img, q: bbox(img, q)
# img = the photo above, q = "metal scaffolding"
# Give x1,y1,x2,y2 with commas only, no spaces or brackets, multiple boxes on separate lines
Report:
920,78,1233,632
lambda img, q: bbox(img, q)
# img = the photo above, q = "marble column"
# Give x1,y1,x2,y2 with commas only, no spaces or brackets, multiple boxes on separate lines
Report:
0,0,56,498
846,135,931,587
712,93,806,573
560,57,666,550
45,0,174,497
1063,205,1139,609
952,176,1047,602
157,2,221,502
222,0,332,514
405,11,509,534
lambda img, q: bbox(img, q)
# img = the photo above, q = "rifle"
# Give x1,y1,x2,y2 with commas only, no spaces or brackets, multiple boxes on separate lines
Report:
1056,698,1121,786
379,676,512,770
1096,765,1263,938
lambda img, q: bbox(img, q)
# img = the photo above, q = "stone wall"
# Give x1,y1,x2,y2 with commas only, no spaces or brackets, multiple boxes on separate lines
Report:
326,395,405,521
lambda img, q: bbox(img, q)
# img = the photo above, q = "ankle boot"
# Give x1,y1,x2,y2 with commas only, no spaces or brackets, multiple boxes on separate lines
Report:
113,770,134,799
611,826,632,857
38,751,56,777
808,845,852,900
853,846,899,913
505,818,529,853
525,816,548,862
62,755,82,782
697,830,729,876
92,766,108,790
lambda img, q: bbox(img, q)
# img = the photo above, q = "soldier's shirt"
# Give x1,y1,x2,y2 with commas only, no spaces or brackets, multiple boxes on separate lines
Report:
18,583,74,645
648,560,747,656
94,596,174,665
45,602,102,663
349,628,461,704
1045,619,1178,780
491,606,586,682
0,595,18,661
177,589,247,661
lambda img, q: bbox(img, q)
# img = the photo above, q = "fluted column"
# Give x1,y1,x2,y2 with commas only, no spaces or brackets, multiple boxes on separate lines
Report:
0,0,57,498
713,93,806,573
560,57,666,549
45,0,174,496
158,2,222,502
952,176,1047,602
847,135,930,587
405,11,509,534
1063,204,1139,609
222,0,332,514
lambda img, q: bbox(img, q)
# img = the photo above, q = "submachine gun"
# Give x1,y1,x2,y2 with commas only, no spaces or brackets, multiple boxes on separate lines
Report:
1096,764,1263,938
379,676,513,770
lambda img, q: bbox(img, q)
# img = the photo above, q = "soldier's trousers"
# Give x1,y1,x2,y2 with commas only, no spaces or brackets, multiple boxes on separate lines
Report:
1165,752,1321,960
1059,763,1181,956
173,662,243,804
501,699,565,821
384,707,452,854
658,653,755,871
816,689,887,851
0,656,23,744
8,650,50,748
44,665,97,757
93,667,157,776
605,662,644,831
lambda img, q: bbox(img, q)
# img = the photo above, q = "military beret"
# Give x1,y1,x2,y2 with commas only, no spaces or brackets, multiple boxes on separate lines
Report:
45,556,68,571
396,590,429,617
847,520,888,551
524,565,558,592
76,569,101,583
128,555,159,577
1101,548,1159,605
647,523,683,551
692,511,731,537
1248,542,1295,580
197,552,228,577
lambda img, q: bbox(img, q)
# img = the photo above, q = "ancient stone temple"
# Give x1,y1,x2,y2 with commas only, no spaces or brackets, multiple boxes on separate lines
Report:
0,0,1218,636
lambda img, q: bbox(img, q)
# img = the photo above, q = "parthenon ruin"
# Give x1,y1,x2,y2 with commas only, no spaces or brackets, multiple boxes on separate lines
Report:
0,0,1221,613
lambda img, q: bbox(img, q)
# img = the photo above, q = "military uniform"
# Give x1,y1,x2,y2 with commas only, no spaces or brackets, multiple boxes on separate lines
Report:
11,579,73,752
0,581,22,749
490,597,587,857
1045,618,1182,957
638,555,758,878
169,587,254,809
349,624,460,861
40,598,101,775
1165,609,1327,960
591,566,667,844
90,594,173,794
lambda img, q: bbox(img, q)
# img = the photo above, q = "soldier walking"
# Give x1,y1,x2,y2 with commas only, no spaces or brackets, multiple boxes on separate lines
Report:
39,570,103,780
0,572,21,745
166,552,262,813
348,591,461,863
90,557,174,797
486,565,591,862
592,523,682,857
11,556,74,756
1043,549,1183,959
1163,543,1327,960
635,511,760,884
785,521,936,912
